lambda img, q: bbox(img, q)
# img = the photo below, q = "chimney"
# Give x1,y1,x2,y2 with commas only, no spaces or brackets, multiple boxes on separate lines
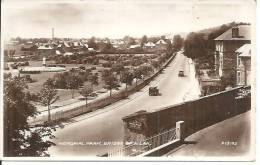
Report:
52,28,54,40
232,27,239,38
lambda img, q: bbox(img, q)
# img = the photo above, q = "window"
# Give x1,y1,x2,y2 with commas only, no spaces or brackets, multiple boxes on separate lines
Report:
237,57,241,67
237,71,241,85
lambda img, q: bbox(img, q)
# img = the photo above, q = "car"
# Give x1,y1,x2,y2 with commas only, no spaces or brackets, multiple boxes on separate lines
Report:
79,66,86,70
149,86,159,96
178,71,184,77
89,92,98,97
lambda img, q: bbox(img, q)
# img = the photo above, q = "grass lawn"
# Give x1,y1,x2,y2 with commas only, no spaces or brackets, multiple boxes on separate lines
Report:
19,53,161,109
22,60,105,107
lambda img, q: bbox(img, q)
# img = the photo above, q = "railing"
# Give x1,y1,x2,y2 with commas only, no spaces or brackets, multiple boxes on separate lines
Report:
108,127,176,157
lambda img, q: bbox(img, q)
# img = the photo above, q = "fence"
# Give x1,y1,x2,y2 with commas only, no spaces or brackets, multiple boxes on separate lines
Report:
31,52,177,125
108,127,177,157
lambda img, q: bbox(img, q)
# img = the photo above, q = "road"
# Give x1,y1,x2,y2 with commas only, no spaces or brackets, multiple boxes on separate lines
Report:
166,111,252,158
48,51,201,156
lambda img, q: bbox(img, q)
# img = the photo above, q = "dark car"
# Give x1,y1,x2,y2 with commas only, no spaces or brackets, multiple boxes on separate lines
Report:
178,71,184,77
149,87,159,96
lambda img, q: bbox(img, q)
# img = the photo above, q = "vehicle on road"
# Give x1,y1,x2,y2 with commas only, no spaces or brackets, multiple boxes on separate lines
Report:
149,86,159,96
178,70,184,77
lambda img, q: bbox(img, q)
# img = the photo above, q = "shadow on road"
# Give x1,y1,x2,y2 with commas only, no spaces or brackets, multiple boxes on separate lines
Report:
183,140,197,145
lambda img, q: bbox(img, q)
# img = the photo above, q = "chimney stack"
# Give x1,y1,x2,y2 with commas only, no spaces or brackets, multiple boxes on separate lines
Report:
232,27,239,38
52,28,54,40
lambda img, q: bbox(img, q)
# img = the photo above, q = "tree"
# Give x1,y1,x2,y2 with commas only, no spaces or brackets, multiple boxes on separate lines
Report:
4,75,55,156
88,37,98,50
184,32,207,59
89,73,99,88
79,86,93,107
133,68,143,87
38,78,59,123
140,35,148,47
172,35,184,51
127,37,136,47
101,39,114,52
140,65,153,77
103,73,120,97
120,71,134,91
111,63,125,75
151,60,160,69
66,74,82,98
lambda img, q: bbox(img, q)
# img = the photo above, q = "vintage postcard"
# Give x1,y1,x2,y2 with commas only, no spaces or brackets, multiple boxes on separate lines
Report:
0,0,256,162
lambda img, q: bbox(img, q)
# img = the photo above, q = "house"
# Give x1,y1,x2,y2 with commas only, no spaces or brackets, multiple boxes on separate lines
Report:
37,44,54,56
17,43,38,57
63,52,73,56
111,39,126,49
214,24,251,85
236,44,251,86
155,39,168,51
57,41,72,53
144,42,156,49
4,42,37,58
129,44,141,49
88,48,96,52
55,50,62,55
156,39,167,45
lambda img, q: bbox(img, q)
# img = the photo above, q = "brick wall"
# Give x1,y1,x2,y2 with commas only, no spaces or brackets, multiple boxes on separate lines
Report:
221,40,250,84
122,86,251,145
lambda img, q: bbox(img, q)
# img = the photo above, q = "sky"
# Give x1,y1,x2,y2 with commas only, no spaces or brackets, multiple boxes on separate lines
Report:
2,0,256,39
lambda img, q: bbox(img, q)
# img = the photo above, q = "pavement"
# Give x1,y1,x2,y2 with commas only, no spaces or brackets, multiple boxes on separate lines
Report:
47,51,201,156
165,110,252,158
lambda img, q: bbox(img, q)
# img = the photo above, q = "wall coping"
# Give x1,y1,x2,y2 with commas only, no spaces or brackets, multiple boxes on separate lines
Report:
122,86,244,120
149,86,244,113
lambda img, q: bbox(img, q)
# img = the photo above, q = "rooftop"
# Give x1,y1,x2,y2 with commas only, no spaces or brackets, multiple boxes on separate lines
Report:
236,44,251,57
214,25,251,41
144,42,156,47
38,45,53,50
156,39,167,45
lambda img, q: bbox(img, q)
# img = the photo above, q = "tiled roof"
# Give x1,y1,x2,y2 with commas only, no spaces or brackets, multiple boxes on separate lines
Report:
214,25,251,41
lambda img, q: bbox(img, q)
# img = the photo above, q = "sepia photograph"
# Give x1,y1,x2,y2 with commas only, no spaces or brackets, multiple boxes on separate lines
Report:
0,0,256,161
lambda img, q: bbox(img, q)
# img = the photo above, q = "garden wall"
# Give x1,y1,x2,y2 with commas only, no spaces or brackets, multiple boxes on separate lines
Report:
122,86,251,145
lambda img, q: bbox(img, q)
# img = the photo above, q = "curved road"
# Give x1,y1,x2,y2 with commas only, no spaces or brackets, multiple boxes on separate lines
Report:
49,51,200,156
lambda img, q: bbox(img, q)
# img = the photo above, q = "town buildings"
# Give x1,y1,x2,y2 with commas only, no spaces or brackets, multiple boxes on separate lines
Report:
214,24,251,86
